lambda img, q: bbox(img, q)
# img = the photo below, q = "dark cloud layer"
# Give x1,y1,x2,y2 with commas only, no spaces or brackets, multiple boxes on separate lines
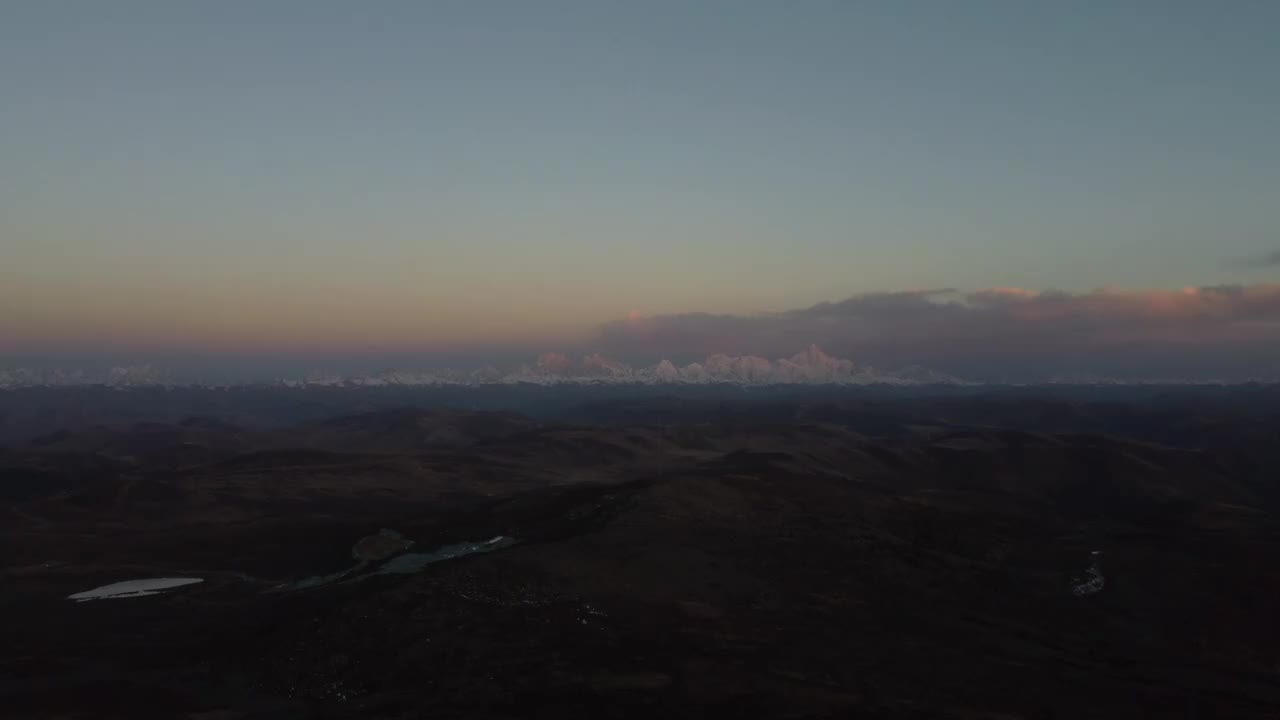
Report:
1228,250,1280,269
1255,251,1280,268
594,285,1280,381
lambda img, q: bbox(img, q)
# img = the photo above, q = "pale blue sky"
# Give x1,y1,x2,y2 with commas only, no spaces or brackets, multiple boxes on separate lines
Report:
3,1,1278,358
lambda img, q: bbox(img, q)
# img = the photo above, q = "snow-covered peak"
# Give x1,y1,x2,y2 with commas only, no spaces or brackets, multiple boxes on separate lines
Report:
534,352,573,375
581,353,634,379
652,359,681,383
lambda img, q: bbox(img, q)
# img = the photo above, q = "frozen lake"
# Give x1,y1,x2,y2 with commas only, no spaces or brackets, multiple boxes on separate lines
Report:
68,578,204,602
379,536,513,574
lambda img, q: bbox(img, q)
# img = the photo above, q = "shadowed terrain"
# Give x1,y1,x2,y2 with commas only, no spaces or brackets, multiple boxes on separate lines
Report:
3,388,1280,718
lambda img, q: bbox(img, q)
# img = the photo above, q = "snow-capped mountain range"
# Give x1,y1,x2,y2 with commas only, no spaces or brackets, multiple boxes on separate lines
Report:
6,348,1276,389
0,365,173,389
0,347,965,389
285,346,966,388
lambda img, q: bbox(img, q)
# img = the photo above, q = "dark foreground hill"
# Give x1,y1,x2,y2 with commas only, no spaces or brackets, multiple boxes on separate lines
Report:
3,396,1280,718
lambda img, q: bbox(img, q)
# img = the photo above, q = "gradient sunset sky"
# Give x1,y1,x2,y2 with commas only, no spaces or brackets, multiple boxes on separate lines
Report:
3,2,1279,379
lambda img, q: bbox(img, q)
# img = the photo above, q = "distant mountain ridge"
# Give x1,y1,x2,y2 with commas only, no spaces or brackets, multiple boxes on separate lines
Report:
0,365,172,389
0,347,962,389
289,346,967,388
6,347,1275,389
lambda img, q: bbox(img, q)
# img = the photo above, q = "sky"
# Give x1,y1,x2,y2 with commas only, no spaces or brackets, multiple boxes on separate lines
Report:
3,1,1279,380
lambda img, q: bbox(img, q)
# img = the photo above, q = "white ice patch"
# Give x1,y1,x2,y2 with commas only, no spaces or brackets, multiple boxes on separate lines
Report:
68,577,203,602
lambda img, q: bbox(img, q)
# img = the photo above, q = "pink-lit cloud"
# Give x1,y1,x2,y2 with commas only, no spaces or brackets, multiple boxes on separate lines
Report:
593,284,1280,380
